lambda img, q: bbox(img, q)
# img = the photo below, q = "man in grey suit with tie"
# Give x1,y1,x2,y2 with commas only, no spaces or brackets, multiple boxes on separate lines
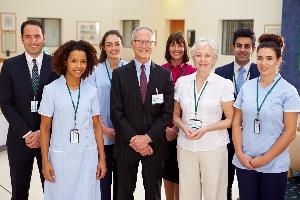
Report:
0,20,58,200
110,26,174,200
215,28,259,200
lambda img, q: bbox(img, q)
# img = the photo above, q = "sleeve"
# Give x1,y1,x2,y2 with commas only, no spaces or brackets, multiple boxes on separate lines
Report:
38,85,54,117
234,87,244,109
91,89,100,116
221,79,235,102
283,85,300,112
174,76,182,102
87,66,97,87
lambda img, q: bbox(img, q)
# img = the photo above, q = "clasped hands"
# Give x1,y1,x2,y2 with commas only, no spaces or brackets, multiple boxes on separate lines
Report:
237,152,270,169
129,134,153,156
24,130,40,148
183,126,208,140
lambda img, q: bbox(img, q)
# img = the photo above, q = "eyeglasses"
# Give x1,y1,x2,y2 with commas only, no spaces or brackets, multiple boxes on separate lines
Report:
133,40,155,46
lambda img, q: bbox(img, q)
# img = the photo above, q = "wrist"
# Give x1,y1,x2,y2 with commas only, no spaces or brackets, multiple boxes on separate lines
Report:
145,134,152,143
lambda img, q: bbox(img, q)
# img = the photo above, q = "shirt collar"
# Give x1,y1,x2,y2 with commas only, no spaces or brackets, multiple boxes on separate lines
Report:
105,59,125,69
234,61,251,73
25,52,43,66
134,59,152,71
192,70,215,82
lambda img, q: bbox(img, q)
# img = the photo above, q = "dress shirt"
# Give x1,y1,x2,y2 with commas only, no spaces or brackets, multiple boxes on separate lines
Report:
134,59,151,84
233,61,251,93
88,59,127,145
174,71,234,152
162,63,196,85
233,74,300,173
25,52,43,77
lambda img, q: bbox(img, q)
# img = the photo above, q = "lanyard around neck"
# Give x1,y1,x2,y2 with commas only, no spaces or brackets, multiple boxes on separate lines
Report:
168,63,187,77
66,82,81,128
256,76,281,115
193,80,208,114
104,60,123,83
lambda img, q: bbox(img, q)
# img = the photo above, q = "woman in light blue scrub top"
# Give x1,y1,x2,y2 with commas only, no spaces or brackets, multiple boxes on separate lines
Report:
39,40,106,200
88,30,127,200
232,33,300,200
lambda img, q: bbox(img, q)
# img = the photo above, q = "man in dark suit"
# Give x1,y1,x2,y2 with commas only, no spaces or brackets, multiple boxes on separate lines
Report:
0,20,58,200
215,28,260,200
110,26,174,200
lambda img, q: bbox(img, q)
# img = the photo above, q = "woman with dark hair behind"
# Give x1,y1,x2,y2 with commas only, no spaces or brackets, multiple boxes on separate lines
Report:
161,32,196,200
39,40,106,200
88,30,127,200
232,33,300,200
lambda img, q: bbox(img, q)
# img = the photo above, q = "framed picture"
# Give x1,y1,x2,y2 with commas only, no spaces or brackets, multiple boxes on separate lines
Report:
76,21,100,45
1,13,16,31
264,24,281,35
1,31,16,53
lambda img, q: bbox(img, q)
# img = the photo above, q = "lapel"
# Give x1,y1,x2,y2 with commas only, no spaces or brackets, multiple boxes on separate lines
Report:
19,53,34,97
127,61,142,103
38,53,50,93
145,62,159,105
227,62,235,81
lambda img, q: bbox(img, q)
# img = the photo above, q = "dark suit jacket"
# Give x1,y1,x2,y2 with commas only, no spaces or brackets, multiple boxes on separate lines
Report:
0,53,58,149
110,60,174,159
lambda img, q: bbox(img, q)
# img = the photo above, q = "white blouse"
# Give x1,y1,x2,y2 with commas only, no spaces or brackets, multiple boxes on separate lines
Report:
174,71,234,152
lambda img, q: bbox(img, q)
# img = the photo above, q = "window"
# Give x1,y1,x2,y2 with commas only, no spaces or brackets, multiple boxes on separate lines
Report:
221,20,254,55
122,20,139,47
28,18,61,47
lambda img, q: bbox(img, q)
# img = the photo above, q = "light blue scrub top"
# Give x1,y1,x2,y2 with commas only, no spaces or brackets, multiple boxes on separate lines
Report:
39,76,101,200
232,74,300,173
88,59,127,145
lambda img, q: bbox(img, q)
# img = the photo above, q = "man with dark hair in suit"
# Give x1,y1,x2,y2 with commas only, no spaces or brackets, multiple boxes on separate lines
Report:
110,26,174,200
215,28,260,200
0,20,58,200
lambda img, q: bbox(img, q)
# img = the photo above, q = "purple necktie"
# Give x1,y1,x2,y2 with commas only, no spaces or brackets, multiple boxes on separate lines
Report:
140,65,147,103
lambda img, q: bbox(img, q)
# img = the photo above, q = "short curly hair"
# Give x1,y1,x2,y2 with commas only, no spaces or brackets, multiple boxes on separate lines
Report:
52,40,98,79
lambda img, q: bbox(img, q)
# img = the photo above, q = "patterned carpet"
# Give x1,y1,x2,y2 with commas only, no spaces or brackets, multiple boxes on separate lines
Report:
285,175,300,199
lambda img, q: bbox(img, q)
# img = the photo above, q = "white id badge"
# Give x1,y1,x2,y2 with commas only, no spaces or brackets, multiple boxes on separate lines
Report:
254,119,261,134
188,115,202,131
152,94,164,104
31,101,38,112
70,129,79,143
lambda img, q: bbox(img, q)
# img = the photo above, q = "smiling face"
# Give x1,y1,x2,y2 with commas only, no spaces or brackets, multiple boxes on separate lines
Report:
193,44,215,73
131,29,156,63
65,50,87,81
104,34,122,60
169,42,185,62
22,24,45,58
257,47,281,78
232,37,255,66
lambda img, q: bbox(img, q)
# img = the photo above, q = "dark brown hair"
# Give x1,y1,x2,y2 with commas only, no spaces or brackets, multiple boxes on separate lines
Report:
257,33,285,58
164,32,189,63
99,30,124,63
232,28,256,47
52,40,98,79
21,20,45,37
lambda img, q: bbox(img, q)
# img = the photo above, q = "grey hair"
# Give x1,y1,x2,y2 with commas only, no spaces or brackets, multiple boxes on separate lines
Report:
131,26,156,41
190,37,218,62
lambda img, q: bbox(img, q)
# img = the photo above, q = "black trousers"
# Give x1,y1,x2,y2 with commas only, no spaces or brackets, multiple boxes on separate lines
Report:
7,146,44,200
236,168,287,200
227,143,235,200
116,146,164,200
101,145,118,200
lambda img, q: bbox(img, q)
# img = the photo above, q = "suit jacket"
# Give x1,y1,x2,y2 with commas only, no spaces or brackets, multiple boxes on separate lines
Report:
110,60,174,158
0,53,58,149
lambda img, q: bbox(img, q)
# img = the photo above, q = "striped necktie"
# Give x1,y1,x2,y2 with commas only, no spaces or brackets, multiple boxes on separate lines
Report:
140,65,147,103
236,67,246,94
32,59,39,96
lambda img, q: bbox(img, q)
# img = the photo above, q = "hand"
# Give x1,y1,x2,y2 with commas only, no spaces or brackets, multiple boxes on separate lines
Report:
188,127,207,140
42,160,55,183
183,126,196,139
250,155,269,169
236,152,254,170
165,126,178,141
25,131,40,148
139,145,154,156
102,126,115,140
96,159,107,180
129,135,151,152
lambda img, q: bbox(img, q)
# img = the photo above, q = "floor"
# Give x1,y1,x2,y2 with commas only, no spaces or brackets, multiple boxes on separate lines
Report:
0,149,240,200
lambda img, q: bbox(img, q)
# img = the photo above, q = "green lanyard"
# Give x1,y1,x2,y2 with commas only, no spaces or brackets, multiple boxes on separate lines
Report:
66,82,81,128
256,76,281,116
193,80,208,114
168,63,187,77
105,60,124,83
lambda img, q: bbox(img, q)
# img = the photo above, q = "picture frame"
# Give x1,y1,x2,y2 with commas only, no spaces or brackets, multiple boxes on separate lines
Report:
76,21,100,45
1,31,16,53
264,24,281,35
1,13,16,31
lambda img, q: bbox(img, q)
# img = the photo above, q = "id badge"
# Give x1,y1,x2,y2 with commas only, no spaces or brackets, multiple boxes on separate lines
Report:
152,94,164,104
254,119,261,134
188,115,202,131
70,129,79,143
31,101,38,112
